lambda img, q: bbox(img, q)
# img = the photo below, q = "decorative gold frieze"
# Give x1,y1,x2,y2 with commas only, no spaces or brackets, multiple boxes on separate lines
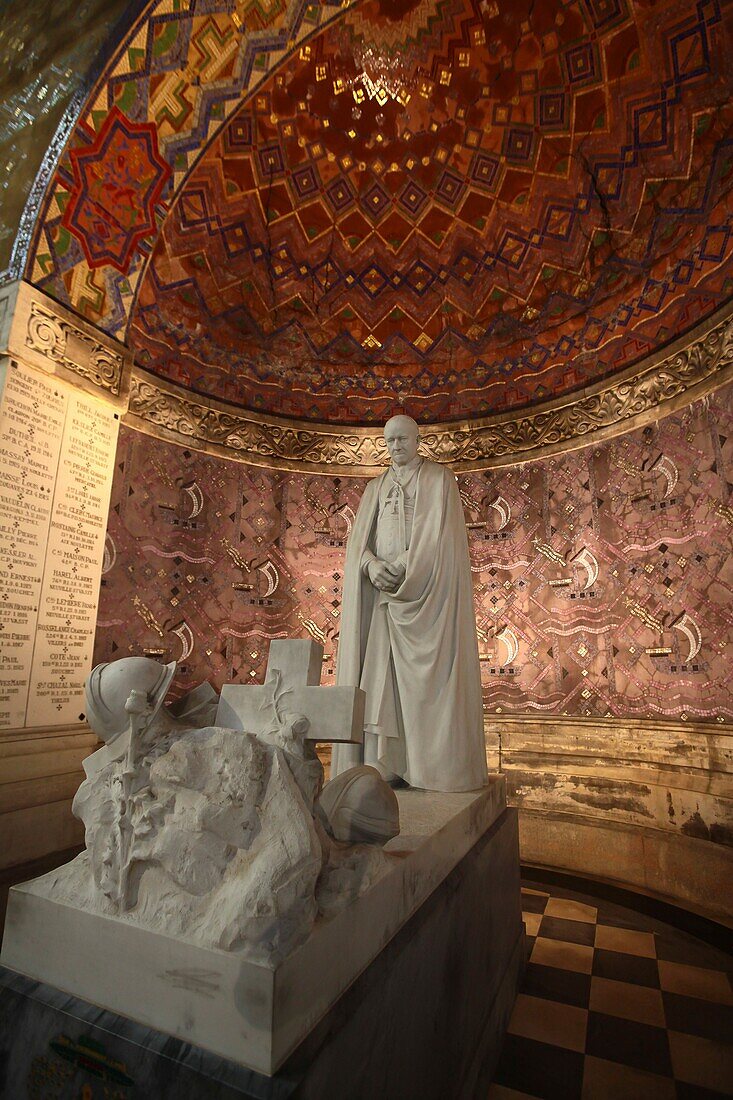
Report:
126,303,733,474
129,377,208,439
127,374,389,470
207,410,387,467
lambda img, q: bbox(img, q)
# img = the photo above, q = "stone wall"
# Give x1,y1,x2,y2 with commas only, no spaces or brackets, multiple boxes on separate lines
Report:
0,724,96,867
491,714,733,923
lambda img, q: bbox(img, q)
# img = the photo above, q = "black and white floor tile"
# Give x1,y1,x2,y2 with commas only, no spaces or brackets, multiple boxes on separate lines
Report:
489,878,733,1099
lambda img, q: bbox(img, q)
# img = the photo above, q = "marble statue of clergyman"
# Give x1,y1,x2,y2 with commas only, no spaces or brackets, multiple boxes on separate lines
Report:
330,415,488,792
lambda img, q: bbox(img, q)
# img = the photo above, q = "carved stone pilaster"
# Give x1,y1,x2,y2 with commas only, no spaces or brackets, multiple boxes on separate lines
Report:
0,280,131,408
0,281,123,736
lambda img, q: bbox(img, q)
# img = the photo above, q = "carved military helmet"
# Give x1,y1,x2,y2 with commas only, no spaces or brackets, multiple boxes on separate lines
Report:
85,657,177,743
318,765,400,846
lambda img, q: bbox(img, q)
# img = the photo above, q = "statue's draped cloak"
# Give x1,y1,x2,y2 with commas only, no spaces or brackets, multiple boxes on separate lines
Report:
331,460,488,792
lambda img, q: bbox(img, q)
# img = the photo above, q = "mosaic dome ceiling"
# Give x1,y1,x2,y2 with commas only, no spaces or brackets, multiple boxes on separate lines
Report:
127,0,733,424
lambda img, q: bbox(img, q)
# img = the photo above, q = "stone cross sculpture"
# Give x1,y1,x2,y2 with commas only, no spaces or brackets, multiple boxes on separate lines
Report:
216,638,365,748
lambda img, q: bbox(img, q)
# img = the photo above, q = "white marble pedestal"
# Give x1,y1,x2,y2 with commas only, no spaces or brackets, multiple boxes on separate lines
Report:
1,777,523,1094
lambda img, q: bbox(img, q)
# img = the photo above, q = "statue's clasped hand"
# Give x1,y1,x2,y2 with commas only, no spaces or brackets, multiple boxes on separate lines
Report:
367,559,405,593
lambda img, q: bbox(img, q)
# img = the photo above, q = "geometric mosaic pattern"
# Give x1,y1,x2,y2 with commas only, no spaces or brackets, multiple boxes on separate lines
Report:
121,0,733,421
26,0,361,334
94,381,733,723
27,0,733,425
491,880,733,1098
63,106,171,272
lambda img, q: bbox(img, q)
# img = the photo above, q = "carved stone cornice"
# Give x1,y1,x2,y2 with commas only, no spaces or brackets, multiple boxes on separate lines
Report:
24,300,125,395
126,300,733,474
0,281,131,407
126,375,390,472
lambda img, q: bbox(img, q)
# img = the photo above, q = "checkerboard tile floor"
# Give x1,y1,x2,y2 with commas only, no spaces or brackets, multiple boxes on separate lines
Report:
489,879,733,1099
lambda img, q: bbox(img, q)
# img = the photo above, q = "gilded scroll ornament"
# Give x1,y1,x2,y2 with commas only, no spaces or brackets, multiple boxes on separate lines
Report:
129,378,207,439
125,309,733,474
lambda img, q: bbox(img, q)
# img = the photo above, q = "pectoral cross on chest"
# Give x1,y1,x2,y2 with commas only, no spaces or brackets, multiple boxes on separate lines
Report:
386,483,402,516
216,639,365,747
383,486,400,519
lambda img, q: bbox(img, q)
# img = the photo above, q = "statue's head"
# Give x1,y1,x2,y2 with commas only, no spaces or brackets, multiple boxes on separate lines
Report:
384,414,419,467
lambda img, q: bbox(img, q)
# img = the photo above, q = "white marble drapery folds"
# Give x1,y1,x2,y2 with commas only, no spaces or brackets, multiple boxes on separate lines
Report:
331,459,488,792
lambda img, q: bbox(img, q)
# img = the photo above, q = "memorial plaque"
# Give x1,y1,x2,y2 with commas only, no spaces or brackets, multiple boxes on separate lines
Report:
0,359,119,729
26,390,119,727
0,361,65,729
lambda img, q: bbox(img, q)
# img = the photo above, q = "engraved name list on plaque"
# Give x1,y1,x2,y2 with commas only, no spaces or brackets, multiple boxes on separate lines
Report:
0,359,119,730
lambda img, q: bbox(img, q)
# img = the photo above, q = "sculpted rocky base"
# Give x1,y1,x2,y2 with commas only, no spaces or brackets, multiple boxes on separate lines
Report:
28,643,400,963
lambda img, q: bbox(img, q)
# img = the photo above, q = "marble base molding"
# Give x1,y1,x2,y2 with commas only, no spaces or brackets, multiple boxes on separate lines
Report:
0,723,96,872
519,812,733,928
489,713,733,924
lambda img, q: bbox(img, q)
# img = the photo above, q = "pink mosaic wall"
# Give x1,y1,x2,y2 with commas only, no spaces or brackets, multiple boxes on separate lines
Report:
95,386,733,722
